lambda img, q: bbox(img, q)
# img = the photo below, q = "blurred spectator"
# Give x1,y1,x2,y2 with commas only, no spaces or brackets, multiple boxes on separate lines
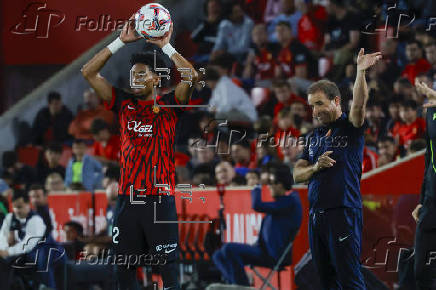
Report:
91,119,120,165
407,138,426,155
296,0,327,51
393,78,415,99
191,0,222,63
206,67,258,122
392,100,426,149
215,161,240,185
45,172,66,192
68,88,114,140
289,101,312,133
63,220,85,260
425,42,436,81
385,97,402,134
267,0,302,42
271,80,308,118
323,0,360,80
362,146,378,173
274,21,313,79
2,151,35,190
401,40,431,85
29,184,53,237
377,136,400,167
231,139,255,176
264,0,282,23
364,99,387,149
189,147,218,184
102,164,120,189
245,170,260,186
212,2,254,61
255,142,278,168
36,142,65,182
275,106,302,160
243,24,279,82
32,91,73,146
282,136,304,171
65,139,103,191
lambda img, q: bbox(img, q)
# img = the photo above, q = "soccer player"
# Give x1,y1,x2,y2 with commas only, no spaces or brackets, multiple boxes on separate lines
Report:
412,81,436,290
293,48,381,289
81,17,198,290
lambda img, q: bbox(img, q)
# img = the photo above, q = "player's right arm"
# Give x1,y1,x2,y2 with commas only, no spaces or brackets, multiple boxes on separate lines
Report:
293,151,335,183
81,15,141,101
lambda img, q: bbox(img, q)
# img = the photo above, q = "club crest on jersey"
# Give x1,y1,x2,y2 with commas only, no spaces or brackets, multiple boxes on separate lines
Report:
127,121,153,137
152,105,160,114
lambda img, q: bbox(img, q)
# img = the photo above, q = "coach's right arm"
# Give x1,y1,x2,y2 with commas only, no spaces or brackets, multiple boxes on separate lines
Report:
81,16,140,101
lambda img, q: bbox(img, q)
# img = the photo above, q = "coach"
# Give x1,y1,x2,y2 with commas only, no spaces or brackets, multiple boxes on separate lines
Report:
293,48,381,289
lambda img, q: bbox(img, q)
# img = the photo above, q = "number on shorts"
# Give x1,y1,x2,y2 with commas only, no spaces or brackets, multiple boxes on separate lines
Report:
113,226,119,244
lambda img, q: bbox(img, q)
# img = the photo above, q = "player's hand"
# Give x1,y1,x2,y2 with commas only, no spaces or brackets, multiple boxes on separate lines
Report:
412,203,422,223
120,14,142,43
147,22,173,48
0,249,8,258
356,48,382,72
416,81,436,107
314,151,335,172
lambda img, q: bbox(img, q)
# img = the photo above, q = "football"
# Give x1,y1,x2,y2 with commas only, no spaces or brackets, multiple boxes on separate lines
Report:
134,3,172,39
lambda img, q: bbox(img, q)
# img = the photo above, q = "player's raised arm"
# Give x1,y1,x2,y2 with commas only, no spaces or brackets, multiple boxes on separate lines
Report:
349,48,382,128
147,23,199,105
81,15,141,101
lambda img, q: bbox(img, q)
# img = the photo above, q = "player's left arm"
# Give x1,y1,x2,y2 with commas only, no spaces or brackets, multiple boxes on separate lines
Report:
349,48,382,128
147,23,198,105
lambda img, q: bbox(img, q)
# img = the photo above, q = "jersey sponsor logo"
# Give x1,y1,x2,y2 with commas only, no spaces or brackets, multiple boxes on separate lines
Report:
127,121,153,137
155,243,177,252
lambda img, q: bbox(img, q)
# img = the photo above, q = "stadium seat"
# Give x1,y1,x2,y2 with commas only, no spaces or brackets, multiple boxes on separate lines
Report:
17,145,41,167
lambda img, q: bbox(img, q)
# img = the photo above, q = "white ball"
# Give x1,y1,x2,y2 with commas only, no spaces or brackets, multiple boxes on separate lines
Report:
134,3,172,39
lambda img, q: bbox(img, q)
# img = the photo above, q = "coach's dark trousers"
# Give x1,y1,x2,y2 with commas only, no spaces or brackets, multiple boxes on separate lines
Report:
309,207,366,290
415,198,436,290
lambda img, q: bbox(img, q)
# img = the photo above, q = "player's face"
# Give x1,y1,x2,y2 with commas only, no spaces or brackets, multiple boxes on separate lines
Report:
131,63,159,95
12,198,31,219
308,91,339,125
29,189,46,207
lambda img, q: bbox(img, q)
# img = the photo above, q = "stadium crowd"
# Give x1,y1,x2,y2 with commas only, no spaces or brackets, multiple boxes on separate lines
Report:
0,0,436,288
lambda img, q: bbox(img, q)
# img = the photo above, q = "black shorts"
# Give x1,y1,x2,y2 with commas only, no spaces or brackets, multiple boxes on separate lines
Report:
112,194,179,266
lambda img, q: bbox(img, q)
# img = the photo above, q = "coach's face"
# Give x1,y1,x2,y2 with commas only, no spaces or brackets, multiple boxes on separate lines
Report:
308,91,340,125
130,63,159,95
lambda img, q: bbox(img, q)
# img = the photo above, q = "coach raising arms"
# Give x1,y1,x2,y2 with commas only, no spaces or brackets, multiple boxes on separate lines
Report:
412,81,436,290
293,48,381,289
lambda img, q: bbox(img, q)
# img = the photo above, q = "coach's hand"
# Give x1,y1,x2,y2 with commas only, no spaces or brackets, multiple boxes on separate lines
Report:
412,203,422,223
120,14,142,43
356,48,382,72
314,151,335,172
147,22,173,49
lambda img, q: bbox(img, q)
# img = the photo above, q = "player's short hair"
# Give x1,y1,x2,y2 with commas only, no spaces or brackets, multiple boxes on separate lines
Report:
400,99,418,110
130,52,166,73
12,190,30,203
46,142,63,154
91,119,109,135
307,80,341,100
29,184,47,195
64,220,84,237
47,91,61,104
276,21,292,30
268,163,293,190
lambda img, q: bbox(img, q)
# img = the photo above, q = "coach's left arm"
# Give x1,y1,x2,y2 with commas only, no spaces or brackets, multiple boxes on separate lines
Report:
147,23,198,105
349,48,382,128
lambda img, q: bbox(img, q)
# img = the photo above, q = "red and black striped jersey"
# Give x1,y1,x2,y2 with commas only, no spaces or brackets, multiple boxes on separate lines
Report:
104,87,186,196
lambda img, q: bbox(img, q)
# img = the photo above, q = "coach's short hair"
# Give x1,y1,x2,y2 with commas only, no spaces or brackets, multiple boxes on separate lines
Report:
307,80,341,100
130,52,166,72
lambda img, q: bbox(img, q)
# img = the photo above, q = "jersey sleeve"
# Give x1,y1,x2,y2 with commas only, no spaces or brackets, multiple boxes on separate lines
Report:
159,91,189,118
297,132,312,162
104,86,128,113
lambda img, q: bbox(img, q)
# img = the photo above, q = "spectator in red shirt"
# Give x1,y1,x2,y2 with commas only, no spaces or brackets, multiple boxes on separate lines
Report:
364,99,387,148
377,136,400,167
90,119,120,165
231,139,255,174
362,146,378,173
392,100,426,149
296,0,327,51
271,80,310,120
401,40,431,85
243,23,279,82
274,21,314,79
69,89,114,140
275,106,301,160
